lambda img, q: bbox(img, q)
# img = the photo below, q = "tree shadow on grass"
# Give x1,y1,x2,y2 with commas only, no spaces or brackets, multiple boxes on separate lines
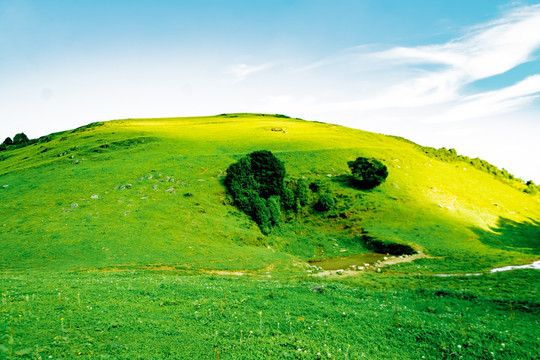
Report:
330,174,380,191
472,217,540,254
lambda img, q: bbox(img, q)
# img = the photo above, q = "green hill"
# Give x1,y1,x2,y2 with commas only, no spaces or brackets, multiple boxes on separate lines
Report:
1,114,539,359
1,114,538,273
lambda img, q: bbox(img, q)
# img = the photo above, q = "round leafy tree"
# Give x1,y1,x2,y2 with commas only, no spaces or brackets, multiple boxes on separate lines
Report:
13,133,29,145
347,157,388,189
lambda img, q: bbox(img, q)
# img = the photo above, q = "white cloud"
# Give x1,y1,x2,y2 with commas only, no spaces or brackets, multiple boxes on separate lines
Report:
427,74,540,123
227,63,274,82
353,4,540,115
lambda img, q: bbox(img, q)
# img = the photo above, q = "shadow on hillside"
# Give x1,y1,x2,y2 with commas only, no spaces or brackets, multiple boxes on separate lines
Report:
473,217,540,254
330,175,380,191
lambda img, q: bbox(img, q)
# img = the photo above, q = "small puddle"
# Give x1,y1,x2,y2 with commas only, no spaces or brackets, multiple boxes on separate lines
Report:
309,253,387,271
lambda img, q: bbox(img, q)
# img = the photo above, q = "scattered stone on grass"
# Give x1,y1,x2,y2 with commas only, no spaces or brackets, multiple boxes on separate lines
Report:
90,194,99,199
152,185,158,190
312,285,325,293
71,203,78,209
124,211,130,216
2,185,8,188
165,188,175,193
126,184,132,189
140,196,149,200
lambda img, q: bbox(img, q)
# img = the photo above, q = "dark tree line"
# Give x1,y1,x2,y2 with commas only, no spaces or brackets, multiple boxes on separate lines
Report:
0,133,29,151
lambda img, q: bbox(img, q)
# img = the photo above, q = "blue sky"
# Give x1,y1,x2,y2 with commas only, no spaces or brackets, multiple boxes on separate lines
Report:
1,0,539,181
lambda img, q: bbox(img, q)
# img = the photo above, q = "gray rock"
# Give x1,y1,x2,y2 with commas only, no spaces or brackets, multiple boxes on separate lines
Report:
169,178,175,182
165,188,175,193
126,184,132,189
2,185,8,188
312,285,325,293
152,185,158,190
90,194,98,199
120,185,126,190
140,196,149,200
71,203,78,209
124,211,130,216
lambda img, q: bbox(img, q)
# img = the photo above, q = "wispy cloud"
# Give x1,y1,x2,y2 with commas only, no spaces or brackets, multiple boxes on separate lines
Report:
350,4,540,120
227,63,274,82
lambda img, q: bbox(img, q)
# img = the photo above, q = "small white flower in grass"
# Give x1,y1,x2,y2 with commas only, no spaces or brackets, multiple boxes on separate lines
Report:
501,343,505,347
457,345,461,350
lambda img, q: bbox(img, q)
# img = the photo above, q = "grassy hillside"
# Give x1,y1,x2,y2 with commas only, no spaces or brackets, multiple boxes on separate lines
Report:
1,114,538,273
1,114,539,359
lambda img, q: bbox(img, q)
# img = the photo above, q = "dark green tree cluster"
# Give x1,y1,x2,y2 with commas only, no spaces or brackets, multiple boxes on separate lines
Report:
224,150,287,234
1,133,29,151
347,157,388,189
225,150,341,233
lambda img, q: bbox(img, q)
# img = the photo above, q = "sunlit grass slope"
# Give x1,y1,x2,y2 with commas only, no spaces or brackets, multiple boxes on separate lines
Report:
1,114,539,273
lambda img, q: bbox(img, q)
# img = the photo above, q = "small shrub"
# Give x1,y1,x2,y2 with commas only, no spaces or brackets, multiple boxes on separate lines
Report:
267,196,282,226
13,133,29,145
315,194,335,212
251,196,271,234
347,157,388,189
295,179,311,206
281,187,297,212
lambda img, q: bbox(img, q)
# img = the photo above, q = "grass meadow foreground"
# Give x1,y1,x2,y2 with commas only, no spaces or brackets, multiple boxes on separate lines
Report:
1,270,538,359
1,114,539,359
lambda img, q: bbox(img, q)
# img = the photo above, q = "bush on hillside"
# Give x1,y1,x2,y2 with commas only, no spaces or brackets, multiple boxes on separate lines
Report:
267,196,282,226
315,194,335,212
224,150,286,233
2,137,13,146
347,157,388,189
295,179,311,206
524,180,539,195
13,133,29,145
